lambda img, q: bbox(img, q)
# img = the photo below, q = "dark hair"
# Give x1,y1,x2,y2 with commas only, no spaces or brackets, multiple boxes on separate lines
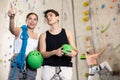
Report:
26,12,38,20
44,9,59,18
86,48,91,54
86,51,90,54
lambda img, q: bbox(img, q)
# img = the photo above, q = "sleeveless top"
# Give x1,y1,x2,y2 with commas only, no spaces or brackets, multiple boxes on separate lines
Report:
14,31,38,55
43,28,72,67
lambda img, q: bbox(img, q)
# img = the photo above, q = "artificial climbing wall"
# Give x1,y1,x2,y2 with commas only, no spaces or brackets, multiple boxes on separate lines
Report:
0,0,120,80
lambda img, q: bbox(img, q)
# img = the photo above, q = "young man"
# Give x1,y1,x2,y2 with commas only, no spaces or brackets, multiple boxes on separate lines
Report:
8,4,39,80
39,9,77,80
84,36,112,80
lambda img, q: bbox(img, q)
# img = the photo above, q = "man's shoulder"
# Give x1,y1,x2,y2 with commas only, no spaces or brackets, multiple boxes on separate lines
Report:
40,32,46,38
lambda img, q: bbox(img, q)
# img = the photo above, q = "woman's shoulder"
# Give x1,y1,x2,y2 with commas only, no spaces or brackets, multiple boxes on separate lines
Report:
15,27,21,38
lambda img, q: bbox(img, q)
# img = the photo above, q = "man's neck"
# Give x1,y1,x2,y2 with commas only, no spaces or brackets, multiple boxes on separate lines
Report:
49,25,62,34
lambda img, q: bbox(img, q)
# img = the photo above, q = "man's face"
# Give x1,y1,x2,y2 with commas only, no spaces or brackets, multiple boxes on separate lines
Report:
45,12,59,25
86,47,94,54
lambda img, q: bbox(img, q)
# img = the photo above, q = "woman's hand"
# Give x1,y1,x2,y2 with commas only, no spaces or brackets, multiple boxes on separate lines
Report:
8,3,15,18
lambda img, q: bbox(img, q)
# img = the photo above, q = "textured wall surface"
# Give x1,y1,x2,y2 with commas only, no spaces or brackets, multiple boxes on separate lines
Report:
0,0,120,80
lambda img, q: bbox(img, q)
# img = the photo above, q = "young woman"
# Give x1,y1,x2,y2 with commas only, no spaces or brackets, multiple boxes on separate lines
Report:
8,5,39,80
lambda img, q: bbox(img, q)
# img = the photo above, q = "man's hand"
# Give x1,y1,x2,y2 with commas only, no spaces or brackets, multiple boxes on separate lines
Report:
54,48,63,57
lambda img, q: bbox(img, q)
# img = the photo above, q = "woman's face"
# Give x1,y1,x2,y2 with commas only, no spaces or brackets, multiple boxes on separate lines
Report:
45,12,59,25
26,14,38,29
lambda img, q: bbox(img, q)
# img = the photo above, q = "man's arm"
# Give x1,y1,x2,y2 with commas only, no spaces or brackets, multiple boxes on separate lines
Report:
65,29,78,57
38,32,63,58
96,43,109,57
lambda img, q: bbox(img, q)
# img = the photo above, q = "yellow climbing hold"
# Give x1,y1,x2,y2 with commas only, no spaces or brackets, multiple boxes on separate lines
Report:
101,29,105,33
83,10,89,15
0,60,2,64
84,73,89,77
82,17,89,22
86,26,91,30
83,1,89,7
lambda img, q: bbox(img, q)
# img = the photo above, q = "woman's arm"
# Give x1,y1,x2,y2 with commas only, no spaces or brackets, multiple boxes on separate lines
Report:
8,4,20,36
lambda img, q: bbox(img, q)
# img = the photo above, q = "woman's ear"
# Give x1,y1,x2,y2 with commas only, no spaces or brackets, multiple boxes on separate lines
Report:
25,19,27,23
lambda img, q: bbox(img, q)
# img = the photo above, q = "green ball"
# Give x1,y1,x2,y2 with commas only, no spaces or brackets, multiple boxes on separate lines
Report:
62,44,74,54
27,50,43,69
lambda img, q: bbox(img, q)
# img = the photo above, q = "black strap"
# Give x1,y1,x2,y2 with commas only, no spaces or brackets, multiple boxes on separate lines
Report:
99,65,102,70
89,74,94,76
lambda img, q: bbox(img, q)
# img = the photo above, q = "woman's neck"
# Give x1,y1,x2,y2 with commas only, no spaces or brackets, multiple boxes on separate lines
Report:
28,28,34,33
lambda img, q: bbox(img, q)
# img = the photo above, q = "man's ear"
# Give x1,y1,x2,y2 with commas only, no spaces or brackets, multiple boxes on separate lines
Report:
57,16,60,22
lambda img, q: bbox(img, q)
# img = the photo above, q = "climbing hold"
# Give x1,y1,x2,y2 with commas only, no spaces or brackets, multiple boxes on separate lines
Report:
110,5,113,9
0,60,3,64
83,1,89,7
80,53,86,60
84,73,89,77
83,10,89,15
86,26,91,30
105,34,108,37
101,24,110,33
101,4,105,9
82,17,89,22
100,29,105,33
112,0,116,3
113,17,116,21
